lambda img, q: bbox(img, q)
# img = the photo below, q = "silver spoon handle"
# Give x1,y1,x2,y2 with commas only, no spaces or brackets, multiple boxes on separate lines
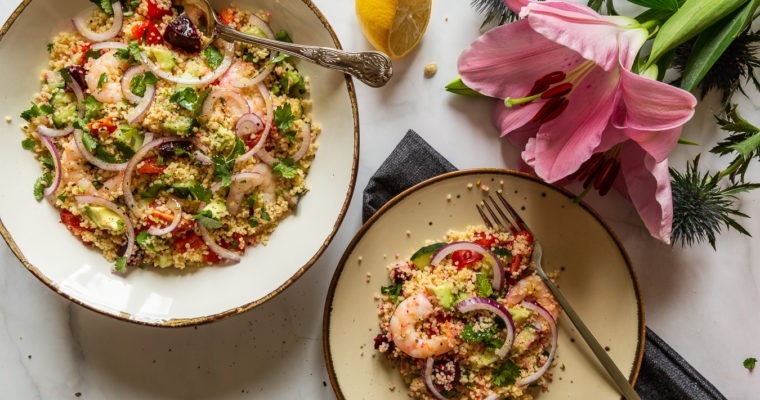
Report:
216,24,393,87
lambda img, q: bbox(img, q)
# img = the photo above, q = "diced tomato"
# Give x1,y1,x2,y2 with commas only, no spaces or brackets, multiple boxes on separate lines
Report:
141,0,172,20
131,20,163,45
173,232,205,253
87,117,117,136
60,209,93,244
136,157,167,175
173,217,195,235
218,8,235,25
77,43,92,65
244,131,264,150
203,251,221,264
452,249,483,269
473,232,497,249
509,254,523,274
515,230,534,245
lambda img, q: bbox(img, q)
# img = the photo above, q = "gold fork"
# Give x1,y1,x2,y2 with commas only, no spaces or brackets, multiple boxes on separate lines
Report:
477,192,641,400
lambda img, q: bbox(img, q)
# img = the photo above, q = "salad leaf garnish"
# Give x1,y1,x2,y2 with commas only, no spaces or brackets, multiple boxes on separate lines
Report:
193,210,223,229
130,72,157,97
381,284,402,302
202,45,224,70
273,158,298,179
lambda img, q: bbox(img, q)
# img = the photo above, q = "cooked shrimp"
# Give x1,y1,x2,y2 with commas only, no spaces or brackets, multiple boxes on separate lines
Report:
389,293,457,359
226,163,276,214
85,51,126,104
218,61,267,115
504,275,560,320
59,136,123,200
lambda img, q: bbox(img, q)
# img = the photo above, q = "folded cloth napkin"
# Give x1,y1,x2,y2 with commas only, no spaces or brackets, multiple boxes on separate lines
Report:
362,130,726,400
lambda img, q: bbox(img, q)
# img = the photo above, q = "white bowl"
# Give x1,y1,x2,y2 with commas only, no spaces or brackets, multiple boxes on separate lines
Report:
0,0,358,326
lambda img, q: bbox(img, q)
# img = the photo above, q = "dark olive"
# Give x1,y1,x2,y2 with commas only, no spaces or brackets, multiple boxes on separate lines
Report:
163,13,202,54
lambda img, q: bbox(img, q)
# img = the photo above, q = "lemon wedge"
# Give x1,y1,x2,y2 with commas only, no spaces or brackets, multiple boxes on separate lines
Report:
356,0,432,60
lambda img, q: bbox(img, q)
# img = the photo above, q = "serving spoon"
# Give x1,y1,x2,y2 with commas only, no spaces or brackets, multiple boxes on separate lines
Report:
186,0,393,87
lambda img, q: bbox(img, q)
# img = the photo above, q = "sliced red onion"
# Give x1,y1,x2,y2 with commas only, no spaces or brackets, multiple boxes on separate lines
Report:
67,79,86,119
39,136,61,198
147,197,182,236
238,83,273,163
456,297,515,359
517,301,558,386
235,113,264,137
201,88,249,117
72,2,123,43
292,122,312,162
74,129,128,171
123,137,186,217
256,149,275,166
225,172,264,214
37,125,74,138
229,62,274,89
431,241,505,292
90,41,128,51
121,65,147,104
422,358,449,400
197,224,241,263
126,83,155,124
142,41,233,86
75,194,136,262
192,150,212,165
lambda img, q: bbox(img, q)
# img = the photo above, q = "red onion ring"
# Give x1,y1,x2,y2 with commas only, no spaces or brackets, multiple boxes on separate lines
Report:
75,194,136,262
431,241,505,292
121,65,147,104
256,149,275,166
517,301,558,386
291,122,312,162
196,224,241,263
456,297,515,359
201,88,250,117
39,136,61,198
147,197,182,236
142,41,233,86
72,2,123,43
37,125,74,138
123,137,186,217
238,84,273,163
90,41,128,51
73,129,128,171
422,358,449,400
66,79,86,119
125,83,156,124
235,113,264,137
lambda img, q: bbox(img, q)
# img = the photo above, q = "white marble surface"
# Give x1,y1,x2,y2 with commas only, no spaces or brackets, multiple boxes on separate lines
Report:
1,1,758,399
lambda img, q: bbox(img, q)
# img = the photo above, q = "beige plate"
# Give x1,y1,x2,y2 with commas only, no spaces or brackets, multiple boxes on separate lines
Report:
324,169,644,399
0,0,358,326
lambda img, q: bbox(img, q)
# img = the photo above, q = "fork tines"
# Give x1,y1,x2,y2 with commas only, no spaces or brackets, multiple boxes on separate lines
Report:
477,192,529,234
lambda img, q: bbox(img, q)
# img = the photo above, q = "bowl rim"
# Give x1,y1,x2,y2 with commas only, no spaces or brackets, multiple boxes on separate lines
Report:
0,0,360,328
321,168,645,399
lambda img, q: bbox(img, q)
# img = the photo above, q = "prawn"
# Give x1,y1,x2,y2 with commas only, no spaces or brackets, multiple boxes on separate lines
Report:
85,51,127,104
504,275,560,320
218,61,267,115
59,136,123,200
226,163,276,214
389,293,457,359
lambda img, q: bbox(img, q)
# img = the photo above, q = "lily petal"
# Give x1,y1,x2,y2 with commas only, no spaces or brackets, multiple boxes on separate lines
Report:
532,65,620,182
622,127,682,163
613,68,697,131
494,100,543,139
524,1,647,71
458,20,585,98
619,143,673,243
504,0,529,13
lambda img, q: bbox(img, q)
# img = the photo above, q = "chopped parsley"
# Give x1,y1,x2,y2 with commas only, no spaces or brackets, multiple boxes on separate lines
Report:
114,256,127,272
274,103,296,131
194,209,223,229
202,45,224,70
381,283,402,302
248,217,259,228
492,247,512,259
82,131,121,163
82,95,104,121
33,172,52,201
170,87,200,111
97,73,108,89
81,132,99,153
211,137,246,187
492,360,521,387
130,72,157,97
275,29,293,43
57,194,68,202
115,41,142,64
21,138,36,150
140,183,168,199
91,180,104,190
20,102,54,122
40,156,55,170
135,231,153,250
269,53,288,64
85,48,103,60
476,273,494,298
260,206,271,221
744,357,757,371
46,43,53,53
273,157,298,179
188,183,212,202
461,323,502,350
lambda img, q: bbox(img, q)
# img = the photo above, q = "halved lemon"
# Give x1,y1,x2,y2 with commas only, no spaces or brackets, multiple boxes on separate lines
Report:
356,0,432,60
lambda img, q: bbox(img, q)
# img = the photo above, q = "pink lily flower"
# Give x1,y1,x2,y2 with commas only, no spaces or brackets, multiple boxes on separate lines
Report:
457,1,697,242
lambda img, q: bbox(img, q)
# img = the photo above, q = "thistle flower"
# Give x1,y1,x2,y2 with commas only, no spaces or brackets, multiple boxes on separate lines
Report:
470,0,516,28
670,156,759,248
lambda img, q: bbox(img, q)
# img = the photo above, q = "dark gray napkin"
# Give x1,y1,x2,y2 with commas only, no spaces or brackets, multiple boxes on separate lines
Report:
362,130,726,400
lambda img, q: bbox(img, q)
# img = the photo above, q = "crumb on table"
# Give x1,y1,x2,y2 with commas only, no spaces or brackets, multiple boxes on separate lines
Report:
424,63,437,78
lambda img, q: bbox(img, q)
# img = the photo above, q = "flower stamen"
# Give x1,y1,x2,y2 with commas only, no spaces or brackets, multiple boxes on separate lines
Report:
530,97,569,123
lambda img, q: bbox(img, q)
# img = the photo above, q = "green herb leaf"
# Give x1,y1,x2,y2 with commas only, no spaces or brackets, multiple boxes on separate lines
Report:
260,206,271,221
89,0,117,15
275,29,293,43
20,102,53,122
194,88,211,117
202,45,224,70
188,183,212,202
274,103,295,131
170,87,199,111
114,256,127,272
33,172,52,201
140,183,169,199
115,41,142,64
194,210,223,229
270,53,288,64
130,72,157,97
461,324,502,350
627,0,678,11
744,357,757,371
492,247,512,259
381,283,402,302
476,273,494,298
46,43,53,53
136,231,150,246
82,95,103,121
40,156,54,170
85,48,103,59
21,138,36,150
492,360,521,387
91,179,104,190
97,73,108,89
211,137,246,187
248,217,259,228
445,78,485,97
82,132,98,152
273,157,298,179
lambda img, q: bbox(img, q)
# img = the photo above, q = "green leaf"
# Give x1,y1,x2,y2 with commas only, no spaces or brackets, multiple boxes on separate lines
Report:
130,72,157,97
33,172,52,201
81,132,98,153
260,206,271,221
492,360,521,387
20,102,53,122
744,357,757,371
21,138,36,150
97,73,108,89
188,183,212,203
380,283,402,302
89,0,116,15
476,273,493,298
730,131,760,158
273,158,298,179
649,0,749,65
194,88,211,117
680,0,760,92
445,78,485,97
85,48,102,60
140,183,168,199
193,210,223,229
275,29,293,43
627,0,678,10
678,138,700,146
114,256,127,272
115,41,142,64
82,95,103,121
202,46,224,70
170,87,199,111
274,103,295,131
